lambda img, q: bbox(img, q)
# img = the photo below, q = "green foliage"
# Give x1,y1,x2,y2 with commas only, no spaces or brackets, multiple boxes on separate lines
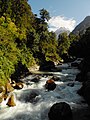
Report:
19,44,36,67
68,27,90,57
39,31,61,62
58,32,70,56
0,15,35,82
0,0,34,28
26,28,40,54
39,8,50,22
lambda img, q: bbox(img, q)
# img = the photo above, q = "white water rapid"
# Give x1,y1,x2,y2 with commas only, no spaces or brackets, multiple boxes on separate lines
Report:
0,63,88,120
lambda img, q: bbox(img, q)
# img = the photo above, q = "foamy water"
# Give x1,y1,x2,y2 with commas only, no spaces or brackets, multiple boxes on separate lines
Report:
0,63,88,120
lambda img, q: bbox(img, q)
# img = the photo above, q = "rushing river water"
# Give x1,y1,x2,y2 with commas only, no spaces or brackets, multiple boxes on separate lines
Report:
0,63,88,120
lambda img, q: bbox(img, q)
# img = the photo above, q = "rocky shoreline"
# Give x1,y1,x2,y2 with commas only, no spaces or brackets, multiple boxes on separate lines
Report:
75,57,90,105
72,57,90,120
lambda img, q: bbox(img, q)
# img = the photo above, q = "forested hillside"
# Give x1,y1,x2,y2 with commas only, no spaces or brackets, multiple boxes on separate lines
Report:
69,27,90,58
0,0,61,85
72,16,90,35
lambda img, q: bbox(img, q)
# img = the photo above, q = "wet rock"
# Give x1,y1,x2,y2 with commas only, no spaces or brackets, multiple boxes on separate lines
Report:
0,84,13,101
77,86,84,96
78,58,90,105
39,61,55,71
78,59,84,70
26,91,38,103
51,76,61,81
45,79,56,91
18,90,39,103
11,80,25,89
11,80,16,88
6,94,16,107
71,62,79,67
14,82,24,89
72,107,90,120
48,102,73,120
77,79,90,96
67,82,74,87
31,76,40,83
83,81,90,105
75,73,82,82
86,72,90,81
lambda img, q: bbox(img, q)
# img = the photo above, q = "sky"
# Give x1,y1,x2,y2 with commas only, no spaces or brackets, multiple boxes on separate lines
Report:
28,0,90,32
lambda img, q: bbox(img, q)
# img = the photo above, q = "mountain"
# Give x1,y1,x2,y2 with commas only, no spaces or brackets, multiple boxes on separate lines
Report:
72,16,90,35
55,27,70,37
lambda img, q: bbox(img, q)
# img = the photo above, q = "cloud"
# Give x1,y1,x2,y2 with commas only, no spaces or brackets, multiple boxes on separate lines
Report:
48,16,76,32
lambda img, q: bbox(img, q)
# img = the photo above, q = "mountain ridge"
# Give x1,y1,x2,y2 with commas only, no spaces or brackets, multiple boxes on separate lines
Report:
72,16,90,35
55,27,70,37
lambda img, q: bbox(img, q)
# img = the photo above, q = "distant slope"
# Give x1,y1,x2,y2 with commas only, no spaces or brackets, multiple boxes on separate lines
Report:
72,16,90,35
55,27,70,37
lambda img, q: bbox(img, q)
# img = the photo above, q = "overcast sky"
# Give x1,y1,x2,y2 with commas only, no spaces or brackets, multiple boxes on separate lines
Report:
28,0,90,31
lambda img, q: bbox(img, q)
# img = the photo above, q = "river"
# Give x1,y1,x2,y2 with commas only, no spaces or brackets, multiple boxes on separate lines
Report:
0,63,88,120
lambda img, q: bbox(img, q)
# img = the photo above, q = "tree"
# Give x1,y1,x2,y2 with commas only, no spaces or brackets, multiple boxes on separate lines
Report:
39,8,50,22
0,0,34,30
68,27,90,58
58,32,70,57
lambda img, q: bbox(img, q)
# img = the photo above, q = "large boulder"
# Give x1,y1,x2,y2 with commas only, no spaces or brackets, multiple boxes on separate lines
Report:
18,90,39,104
77,85,85,96
86,72,90,81
14,82,24,89
25,91,39,103
75,72,84,82
83,82,90,105
67,82,74,87
39,61,55,71
6,94,16,107
30,76,40,83
0,83,14,101
71,62,79,67
45,79,56,91
81,80,90,105
48,102,73,120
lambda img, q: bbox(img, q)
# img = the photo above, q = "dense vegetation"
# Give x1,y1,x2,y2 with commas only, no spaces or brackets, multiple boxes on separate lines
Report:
0,0,61,85
69,27,90,58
